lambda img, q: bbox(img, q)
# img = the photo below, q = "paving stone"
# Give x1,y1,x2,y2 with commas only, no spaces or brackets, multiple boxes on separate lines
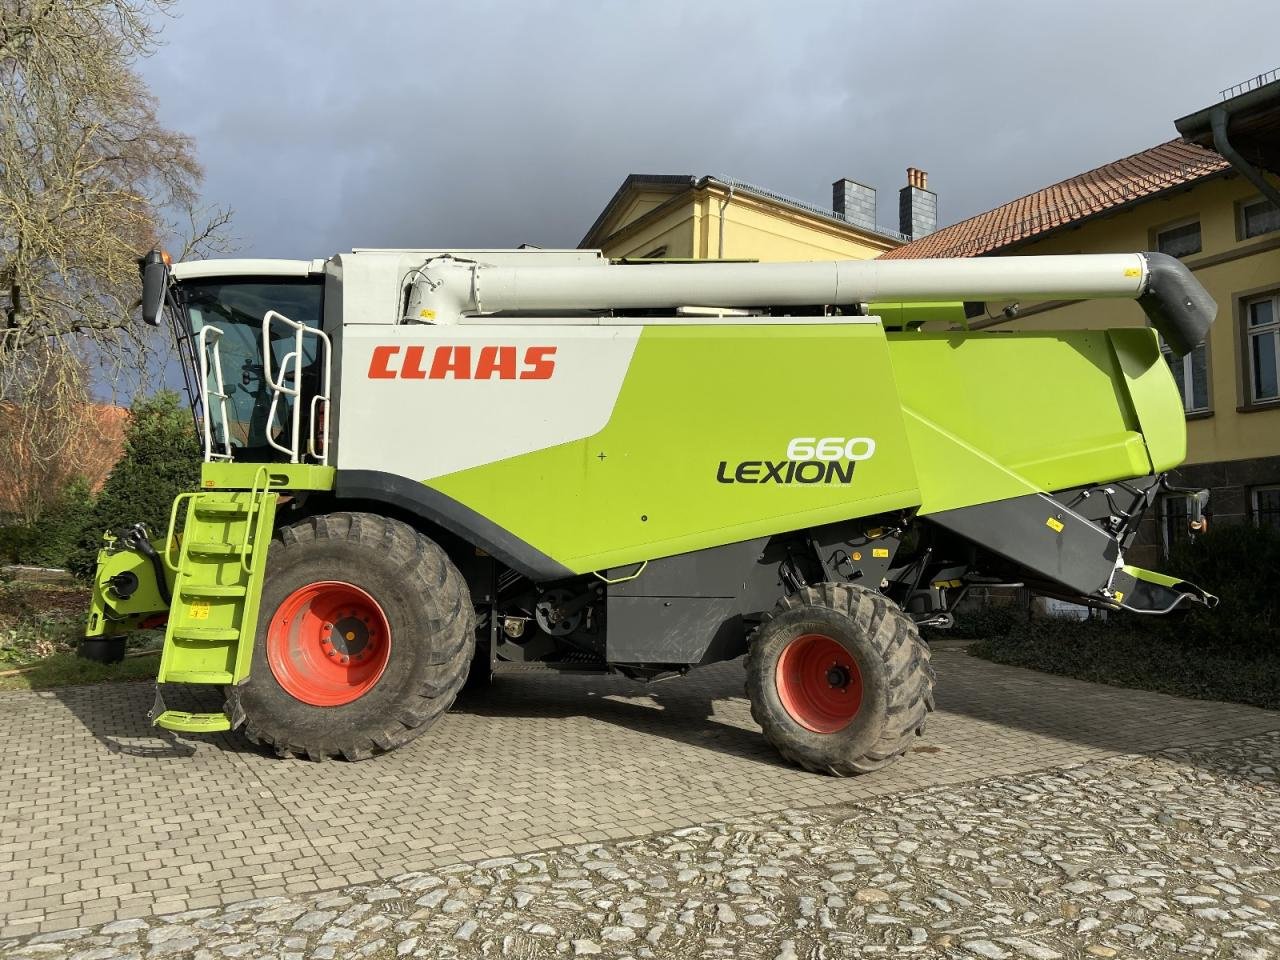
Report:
1,653,1279,959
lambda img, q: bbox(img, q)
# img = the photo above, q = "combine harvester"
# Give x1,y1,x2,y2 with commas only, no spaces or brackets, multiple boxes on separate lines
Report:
85,247,1217,774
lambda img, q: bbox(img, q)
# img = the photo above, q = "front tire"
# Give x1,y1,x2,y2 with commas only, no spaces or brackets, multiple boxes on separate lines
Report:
227,512,474,760
746,583,934,776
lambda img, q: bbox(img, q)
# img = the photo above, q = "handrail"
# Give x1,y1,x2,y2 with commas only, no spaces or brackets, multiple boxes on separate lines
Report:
163,492,198,572
264,349,299,461
240,466,272,573
197,325,233,462
261,310,333,464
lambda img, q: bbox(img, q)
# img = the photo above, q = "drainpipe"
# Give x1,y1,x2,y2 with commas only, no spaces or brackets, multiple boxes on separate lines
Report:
1210,106,1280,211
717,184,734,259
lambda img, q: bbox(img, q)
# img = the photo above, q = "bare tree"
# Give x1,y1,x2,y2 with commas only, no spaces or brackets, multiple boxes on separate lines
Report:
0,346,95,524
0,0,230,519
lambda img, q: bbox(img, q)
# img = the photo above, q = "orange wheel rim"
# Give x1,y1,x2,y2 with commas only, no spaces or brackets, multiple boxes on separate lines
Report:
775,633,863,733
266,581,391,706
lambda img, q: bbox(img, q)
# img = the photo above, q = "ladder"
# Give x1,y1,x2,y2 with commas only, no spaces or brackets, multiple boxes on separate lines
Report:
149,469,279,733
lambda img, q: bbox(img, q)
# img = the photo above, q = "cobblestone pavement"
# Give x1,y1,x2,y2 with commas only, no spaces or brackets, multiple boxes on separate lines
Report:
1,647,1278,942
2,729,1276,959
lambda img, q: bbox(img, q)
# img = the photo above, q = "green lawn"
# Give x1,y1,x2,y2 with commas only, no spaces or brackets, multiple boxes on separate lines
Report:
0,580,161,690
0,650,160,691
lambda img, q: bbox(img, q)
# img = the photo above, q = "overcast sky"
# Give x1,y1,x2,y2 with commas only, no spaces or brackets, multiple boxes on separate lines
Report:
138,0,1280,259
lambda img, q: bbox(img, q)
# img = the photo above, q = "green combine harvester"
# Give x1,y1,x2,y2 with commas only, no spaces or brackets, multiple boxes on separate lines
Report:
85,246,1217,775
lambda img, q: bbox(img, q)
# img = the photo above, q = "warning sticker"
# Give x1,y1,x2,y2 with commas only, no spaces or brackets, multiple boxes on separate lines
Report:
872,548,890,558
1046,517,1065,533
189,601,211,621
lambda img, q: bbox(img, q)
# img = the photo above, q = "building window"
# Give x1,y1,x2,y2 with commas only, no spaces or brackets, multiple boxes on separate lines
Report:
1240,197,1280,239
1160,339,1210,414
1244,294,1280,403
1254,485,1280,529
1155,219,1201,258
1160,494,1191,557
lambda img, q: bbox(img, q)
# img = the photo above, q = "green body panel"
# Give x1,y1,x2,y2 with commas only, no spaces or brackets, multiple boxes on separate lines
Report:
869,301,969,328
886,329,1170,515
427,324,1183,571
84,537,171,638
201,461,335,491
429,324,922,574
1106,328,1186,472
155,489,277,687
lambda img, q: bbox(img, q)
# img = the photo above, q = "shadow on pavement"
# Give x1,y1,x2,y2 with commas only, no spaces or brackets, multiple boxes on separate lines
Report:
48,680,257,760
452,666,797,772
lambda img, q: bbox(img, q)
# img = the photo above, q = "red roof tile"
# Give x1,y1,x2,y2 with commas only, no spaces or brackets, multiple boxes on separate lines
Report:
880,140,1229,260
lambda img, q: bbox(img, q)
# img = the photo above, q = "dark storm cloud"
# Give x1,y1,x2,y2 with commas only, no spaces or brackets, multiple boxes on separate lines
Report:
138,0,1279,259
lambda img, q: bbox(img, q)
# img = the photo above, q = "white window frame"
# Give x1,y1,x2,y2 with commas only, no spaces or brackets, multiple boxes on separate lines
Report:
1157,336,1210,414
1153,217,1202,258
1253,484,1280,529
1244,292,1280,404
1239,196,1280,240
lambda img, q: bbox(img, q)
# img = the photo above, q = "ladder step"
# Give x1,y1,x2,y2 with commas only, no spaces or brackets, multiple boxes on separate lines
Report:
186,542,240,556
179,584,247,598
162,670,234,685
170,626,240,642
193,501,251,516
153,710,232,733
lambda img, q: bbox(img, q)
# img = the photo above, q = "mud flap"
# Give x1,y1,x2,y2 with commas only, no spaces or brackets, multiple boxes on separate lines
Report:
1109,564,1217,614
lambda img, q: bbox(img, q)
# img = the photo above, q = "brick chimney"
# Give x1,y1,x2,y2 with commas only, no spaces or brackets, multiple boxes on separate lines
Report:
899,167,937,240
832,178,876,231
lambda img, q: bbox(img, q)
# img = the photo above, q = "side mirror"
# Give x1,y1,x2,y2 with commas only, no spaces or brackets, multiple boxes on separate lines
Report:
139,250,170,326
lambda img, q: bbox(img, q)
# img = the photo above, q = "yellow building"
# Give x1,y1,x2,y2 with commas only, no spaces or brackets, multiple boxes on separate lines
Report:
580,173,919,262
885,138,1280,548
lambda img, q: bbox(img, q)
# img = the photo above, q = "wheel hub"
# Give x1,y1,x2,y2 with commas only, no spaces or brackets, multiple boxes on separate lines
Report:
775,633,863,734
267,581,391,706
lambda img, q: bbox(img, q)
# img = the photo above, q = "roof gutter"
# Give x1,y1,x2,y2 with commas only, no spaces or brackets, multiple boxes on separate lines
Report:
1208,106,1280,211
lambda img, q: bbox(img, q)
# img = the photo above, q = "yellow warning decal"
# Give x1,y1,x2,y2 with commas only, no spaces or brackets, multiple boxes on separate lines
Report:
1114,591,1125,603
872,547,890,558
419,308,437,320
1046,517,1065,533
189,601,211,621
1124,267,1140,277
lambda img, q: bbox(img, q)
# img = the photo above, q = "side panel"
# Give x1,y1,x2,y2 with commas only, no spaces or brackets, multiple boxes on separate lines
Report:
384,323,922,574
927,492,1119,595
1107,328,1187,472
886,329,1179,515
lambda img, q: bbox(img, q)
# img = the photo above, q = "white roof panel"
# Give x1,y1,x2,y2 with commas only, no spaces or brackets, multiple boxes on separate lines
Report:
170,258,322,281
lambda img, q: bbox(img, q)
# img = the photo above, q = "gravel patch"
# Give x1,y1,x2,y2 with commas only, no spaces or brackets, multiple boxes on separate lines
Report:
2,731,1276,958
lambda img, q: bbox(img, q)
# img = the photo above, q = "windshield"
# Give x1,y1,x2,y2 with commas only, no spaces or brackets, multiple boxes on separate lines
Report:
178,278,324,457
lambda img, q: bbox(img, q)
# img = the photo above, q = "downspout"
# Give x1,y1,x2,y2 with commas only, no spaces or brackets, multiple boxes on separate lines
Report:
1210,106,1280,210
717,184,734,259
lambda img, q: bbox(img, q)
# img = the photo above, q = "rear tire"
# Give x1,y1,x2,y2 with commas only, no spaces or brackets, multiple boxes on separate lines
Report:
227,512,474,760
746,582,934,776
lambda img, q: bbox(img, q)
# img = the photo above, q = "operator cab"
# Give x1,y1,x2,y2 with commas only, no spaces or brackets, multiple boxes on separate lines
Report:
143,254,330,464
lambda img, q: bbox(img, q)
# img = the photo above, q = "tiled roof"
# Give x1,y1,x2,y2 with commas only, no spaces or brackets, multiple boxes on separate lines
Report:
881,140,1229,260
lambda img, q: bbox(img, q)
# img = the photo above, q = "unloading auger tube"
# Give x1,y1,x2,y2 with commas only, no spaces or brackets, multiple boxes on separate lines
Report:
405,251,1215,355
